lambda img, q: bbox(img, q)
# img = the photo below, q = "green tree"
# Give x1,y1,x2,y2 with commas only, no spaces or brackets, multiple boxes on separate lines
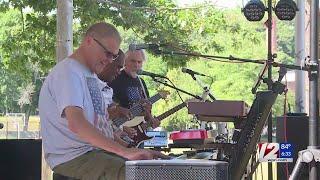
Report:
0,1,295,131
146,8,295,130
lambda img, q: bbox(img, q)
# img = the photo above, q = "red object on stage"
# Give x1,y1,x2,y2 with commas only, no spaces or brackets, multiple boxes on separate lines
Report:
170,129,208,140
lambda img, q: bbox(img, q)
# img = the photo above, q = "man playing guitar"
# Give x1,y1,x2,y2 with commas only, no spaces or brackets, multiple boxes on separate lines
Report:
109,49,160,147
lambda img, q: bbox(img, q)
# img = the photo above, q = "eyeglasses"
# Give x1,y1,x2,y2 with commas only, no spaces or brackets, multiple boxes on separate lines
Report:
93,38,119,61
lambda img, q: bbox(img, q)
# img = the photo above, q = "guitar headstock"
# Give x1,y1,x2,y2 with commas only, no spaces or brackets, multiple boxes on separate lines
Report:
158,90,170,99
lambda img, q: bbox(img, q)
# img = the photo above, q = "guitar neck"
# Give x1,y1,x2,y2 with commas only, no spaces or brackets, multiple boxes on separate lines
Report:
113,93,163,127
130,93,162,117
149,93,163,104
156,102,186,121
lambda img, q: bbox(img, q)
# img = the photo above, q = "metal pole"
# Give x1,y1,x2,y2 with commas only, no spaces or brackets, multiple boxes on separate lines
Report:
16,120,20,139
295,0,306,113
267,0,273,179
308,0,319,179
56,0,73,62
289,156,303,180
6,121,8,139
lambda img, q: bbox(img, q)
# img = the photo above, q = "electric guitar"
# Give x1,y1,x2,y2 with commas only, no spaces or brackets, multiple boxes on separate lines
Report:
112,90,169,128
129,101,187,147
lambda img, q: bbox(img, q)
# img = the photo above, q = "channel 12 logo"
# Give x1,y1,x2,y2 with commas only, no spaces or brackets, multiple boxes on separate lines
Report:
258,143,293,162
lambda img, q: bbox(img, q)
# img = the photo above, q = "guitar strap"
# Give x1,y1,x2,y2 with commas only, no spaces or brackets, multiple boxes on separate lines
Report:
137,76,149,124
137,76,148,99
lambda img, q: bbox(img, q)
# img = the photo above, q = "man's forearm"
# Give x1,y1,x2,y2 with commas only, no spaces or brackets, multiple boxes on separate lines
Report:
74,117,126,153
65,106,128,157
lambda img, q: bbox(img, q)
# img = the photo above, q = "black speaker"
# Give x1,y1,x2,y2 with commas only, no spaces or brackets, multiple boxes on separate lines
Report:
0,139,42,180
276,113,308,180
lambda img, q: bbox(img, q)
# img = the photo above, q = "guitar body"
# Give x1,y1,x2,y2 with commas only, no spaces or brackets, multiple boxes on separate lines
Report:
112,90,169,128
113,91,170,148
131,123,153,147
122,116,145,127
129,102,187,147
121,117,153,147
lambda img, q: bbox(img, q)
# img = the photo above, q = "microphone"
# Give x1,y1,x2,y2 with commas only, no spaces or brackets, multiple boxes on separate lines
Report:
129,43,160,51
137,70,167,79
181,67,206,77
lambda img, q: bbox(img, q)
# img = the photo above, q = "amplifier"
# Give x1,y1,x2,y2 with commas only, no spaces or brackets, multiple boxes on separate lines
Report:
0,139,42,180
276,114,309,179
126,160,228,180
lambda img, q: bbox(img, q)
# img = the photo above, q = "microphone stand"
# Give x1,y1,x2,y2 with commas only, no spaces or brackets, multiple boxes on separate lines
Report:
151,77,203,101
188,74,227,136
155,49,309,71
189,74,216,101
252,61,269,94
152,76,209,129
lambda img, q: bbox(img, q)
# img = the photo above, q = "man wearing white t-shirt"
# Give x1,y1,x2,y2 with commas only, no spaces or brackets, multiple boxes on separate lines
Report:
97,49,138,146
39,22,167,180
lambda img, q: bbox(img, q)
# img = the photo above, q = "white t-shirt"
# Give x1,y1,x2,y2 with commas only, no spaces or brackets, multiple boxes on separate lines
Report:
98,79,114,107
39,58,113,169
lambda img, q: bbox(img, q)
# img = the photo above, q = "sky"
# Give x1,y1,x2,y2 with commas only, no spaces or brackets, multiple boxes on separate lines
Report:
174,0,242,8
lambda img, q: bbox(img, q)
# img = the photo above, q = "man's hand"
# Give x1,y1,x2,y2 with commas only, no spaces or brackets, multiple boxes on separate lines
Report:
123,126,137,138
141,100,160,129
150,117,160,129
123,148,170,160
117,106,131,119
141,99,152,113
139,117,160,131
108,105,131,120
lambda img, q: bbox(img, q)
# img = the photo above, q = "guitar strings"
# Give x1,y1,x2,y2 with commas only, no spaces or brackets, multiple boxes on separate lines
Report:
112,94,162,127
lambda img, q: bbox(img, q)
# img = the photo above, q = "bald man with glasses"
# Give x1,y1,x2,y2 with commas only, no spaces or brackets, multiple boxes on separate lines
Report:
92,38,119,61
39,22,167,180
